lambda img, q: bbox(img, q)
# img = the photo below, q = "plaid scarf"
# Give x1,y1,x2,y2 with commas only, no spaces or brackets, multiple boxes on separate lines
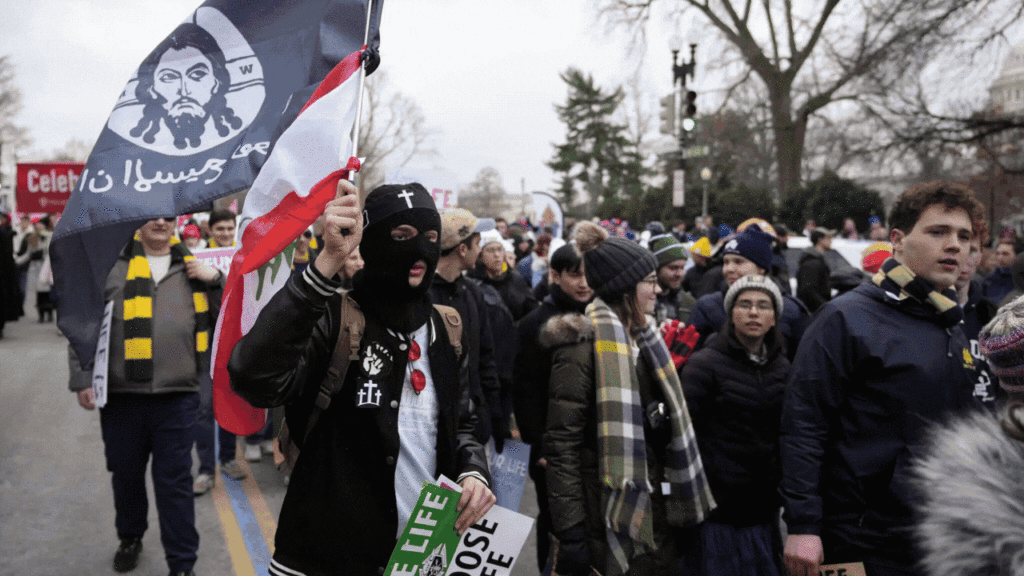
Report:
872,258,963,328
123,238,211,381
589,298,715,572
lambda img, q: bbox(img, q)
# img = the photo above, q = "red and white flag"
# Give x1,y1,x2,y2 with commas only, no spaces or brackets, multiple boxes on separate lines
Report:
212,48,365,435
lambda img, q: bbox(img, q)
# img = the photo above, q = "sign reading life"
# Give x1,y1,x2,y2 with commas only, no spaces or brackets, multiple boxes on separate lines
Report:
16,163,84,213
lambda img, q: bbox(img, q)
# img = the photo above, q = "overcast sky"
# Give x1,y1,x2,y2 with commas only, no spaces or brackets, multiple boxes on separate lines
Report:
2,0,694,196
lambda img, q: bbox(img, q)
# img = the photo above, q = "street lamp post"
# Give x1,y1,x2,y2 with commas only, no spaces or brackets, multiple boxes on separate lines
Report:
700,166,712,218
670,43,696,219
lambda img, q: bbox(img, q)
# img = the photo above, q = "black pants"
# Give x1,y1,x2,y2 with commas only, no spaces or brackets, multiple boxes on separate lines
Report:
101,392,200,573
529,452,552,572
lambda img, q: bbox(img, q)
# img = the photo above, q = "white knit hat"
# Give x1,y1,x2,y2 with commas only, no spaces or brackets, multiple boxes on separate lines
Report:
724,274,783,319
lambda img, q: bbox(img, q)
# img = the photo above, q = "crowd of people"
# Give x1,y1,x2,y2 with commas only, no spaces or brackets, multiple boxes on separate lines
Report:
0,212,60,337
4,177,1024,576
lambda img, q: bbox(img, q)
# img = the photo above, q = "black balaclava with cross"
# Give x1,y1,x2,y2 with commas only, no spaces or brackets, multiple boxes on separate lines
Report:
351,183,441,333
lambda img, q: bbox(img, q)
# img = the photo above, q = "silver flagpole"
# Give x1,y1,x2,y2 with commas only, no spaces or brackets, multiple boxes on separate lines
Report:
347,0,375,172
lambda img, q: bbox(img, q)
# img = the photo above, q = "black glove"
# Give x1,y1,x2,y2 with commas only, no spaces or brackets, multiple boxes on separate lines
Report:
360,45,380,75
555,526,590,576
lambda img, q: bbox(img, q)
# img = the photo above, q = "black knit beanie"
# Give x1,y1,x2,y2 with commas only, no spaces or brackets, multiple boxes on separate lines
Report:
575,221,657,299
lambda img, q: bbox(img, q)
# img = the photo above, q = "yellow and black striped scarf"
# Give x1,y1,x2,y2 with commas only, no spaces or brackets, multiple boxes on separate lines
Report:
872,257,963,328
123,238,211,381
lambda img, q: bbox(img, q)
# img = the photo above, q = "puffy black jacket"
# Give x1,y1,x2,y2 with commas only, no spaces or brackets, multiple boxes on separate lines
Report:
780,282,980,558
229,267,488,576
688,290,808,361
680,330,790,525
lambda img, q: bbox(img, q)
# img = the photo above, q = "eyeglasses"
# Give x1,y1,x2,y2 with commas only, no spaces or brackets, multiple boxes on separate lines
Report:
639,277,659,286
734,300,773,311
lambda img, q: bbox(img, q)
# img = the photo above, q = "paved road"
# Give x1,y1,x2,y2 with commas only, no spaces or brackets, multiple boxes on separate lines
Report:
0,316,542,576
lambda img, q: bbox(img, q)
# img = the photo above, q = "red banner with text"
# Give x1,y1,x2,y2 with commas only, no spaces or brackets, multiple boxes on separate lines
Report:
16,163,84,213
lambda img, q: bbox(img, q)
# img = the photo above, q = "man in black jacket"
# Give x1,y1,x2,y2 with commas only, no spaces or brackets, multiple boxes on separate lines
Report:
229,182,493,576
781,182,987,576
796,229,833,313
512,243,593,571
429,208,508,450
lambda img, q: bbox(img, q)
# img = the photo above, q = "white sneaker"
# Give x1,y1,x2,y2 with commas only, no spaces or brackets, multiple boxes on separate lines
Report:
193,473,214,495
244,443,262,462
261,439,275,455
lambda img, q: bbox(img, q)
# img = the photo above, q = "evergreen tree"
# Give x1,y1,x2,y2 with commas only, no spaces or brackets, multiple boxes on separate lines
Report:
547,68,636,217
778,171,885,234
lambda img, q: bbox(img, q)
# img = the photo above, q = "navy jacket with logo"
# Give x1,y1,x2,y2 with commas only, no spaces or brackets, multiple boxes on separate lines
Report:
780,282,980,559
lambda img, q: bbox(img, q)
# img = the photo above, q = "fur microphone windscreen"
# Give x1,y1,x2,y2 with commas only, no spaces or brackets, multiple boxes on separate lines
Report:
913,407,1024,576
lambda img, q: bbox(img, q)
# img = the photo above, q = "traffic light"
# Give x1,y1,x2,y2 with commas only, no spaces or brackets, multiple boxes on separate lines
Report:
658,94,676,135
682,90,697,132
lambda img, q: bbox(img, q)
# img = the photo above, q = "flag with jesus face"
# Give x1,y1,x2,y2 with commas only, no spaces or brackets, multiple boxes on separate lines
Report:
50,0,383,382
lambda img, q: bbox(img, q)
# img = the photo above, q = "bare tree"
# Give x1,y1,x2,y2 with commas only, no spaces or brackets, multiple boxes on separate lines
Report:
459,166,508,217
356,71,437,192
0,56,31,203
598,0,1024,200
45,138,92,163
0,57,29,153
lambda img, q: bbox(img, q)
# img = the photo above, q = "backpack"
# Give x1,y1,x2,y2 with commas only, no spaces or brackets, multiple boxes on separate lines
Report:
274,292,463,473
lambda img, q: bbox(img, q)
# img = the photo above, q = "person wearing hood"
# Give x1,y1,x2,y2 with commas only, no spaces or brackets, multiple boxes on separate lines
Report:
681,274,791,575
543,221,715,576
999,251,1024,307
796,229,833,313
229,182,493,576
781,181,987,576
512,242,594,572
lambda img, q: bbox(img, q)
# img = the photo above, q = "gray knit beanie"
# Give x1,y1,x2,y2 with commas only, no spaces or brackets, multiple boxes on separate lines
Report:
575,221,657,298
724,274,783,320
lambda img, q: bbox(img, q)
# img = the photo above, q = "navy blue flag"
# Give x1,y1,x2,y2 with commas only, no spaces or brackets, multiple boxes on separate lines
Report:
52,0,383,369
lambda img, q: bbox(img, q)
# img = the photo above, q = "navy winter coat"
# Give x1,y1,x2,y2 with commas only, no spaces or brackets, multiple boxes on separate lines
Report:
780,282,980,558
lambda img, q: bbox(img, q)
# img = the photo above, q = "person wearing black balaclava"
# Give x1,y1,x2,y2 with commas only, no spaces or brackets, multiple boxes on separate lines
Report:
229,181,494,576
